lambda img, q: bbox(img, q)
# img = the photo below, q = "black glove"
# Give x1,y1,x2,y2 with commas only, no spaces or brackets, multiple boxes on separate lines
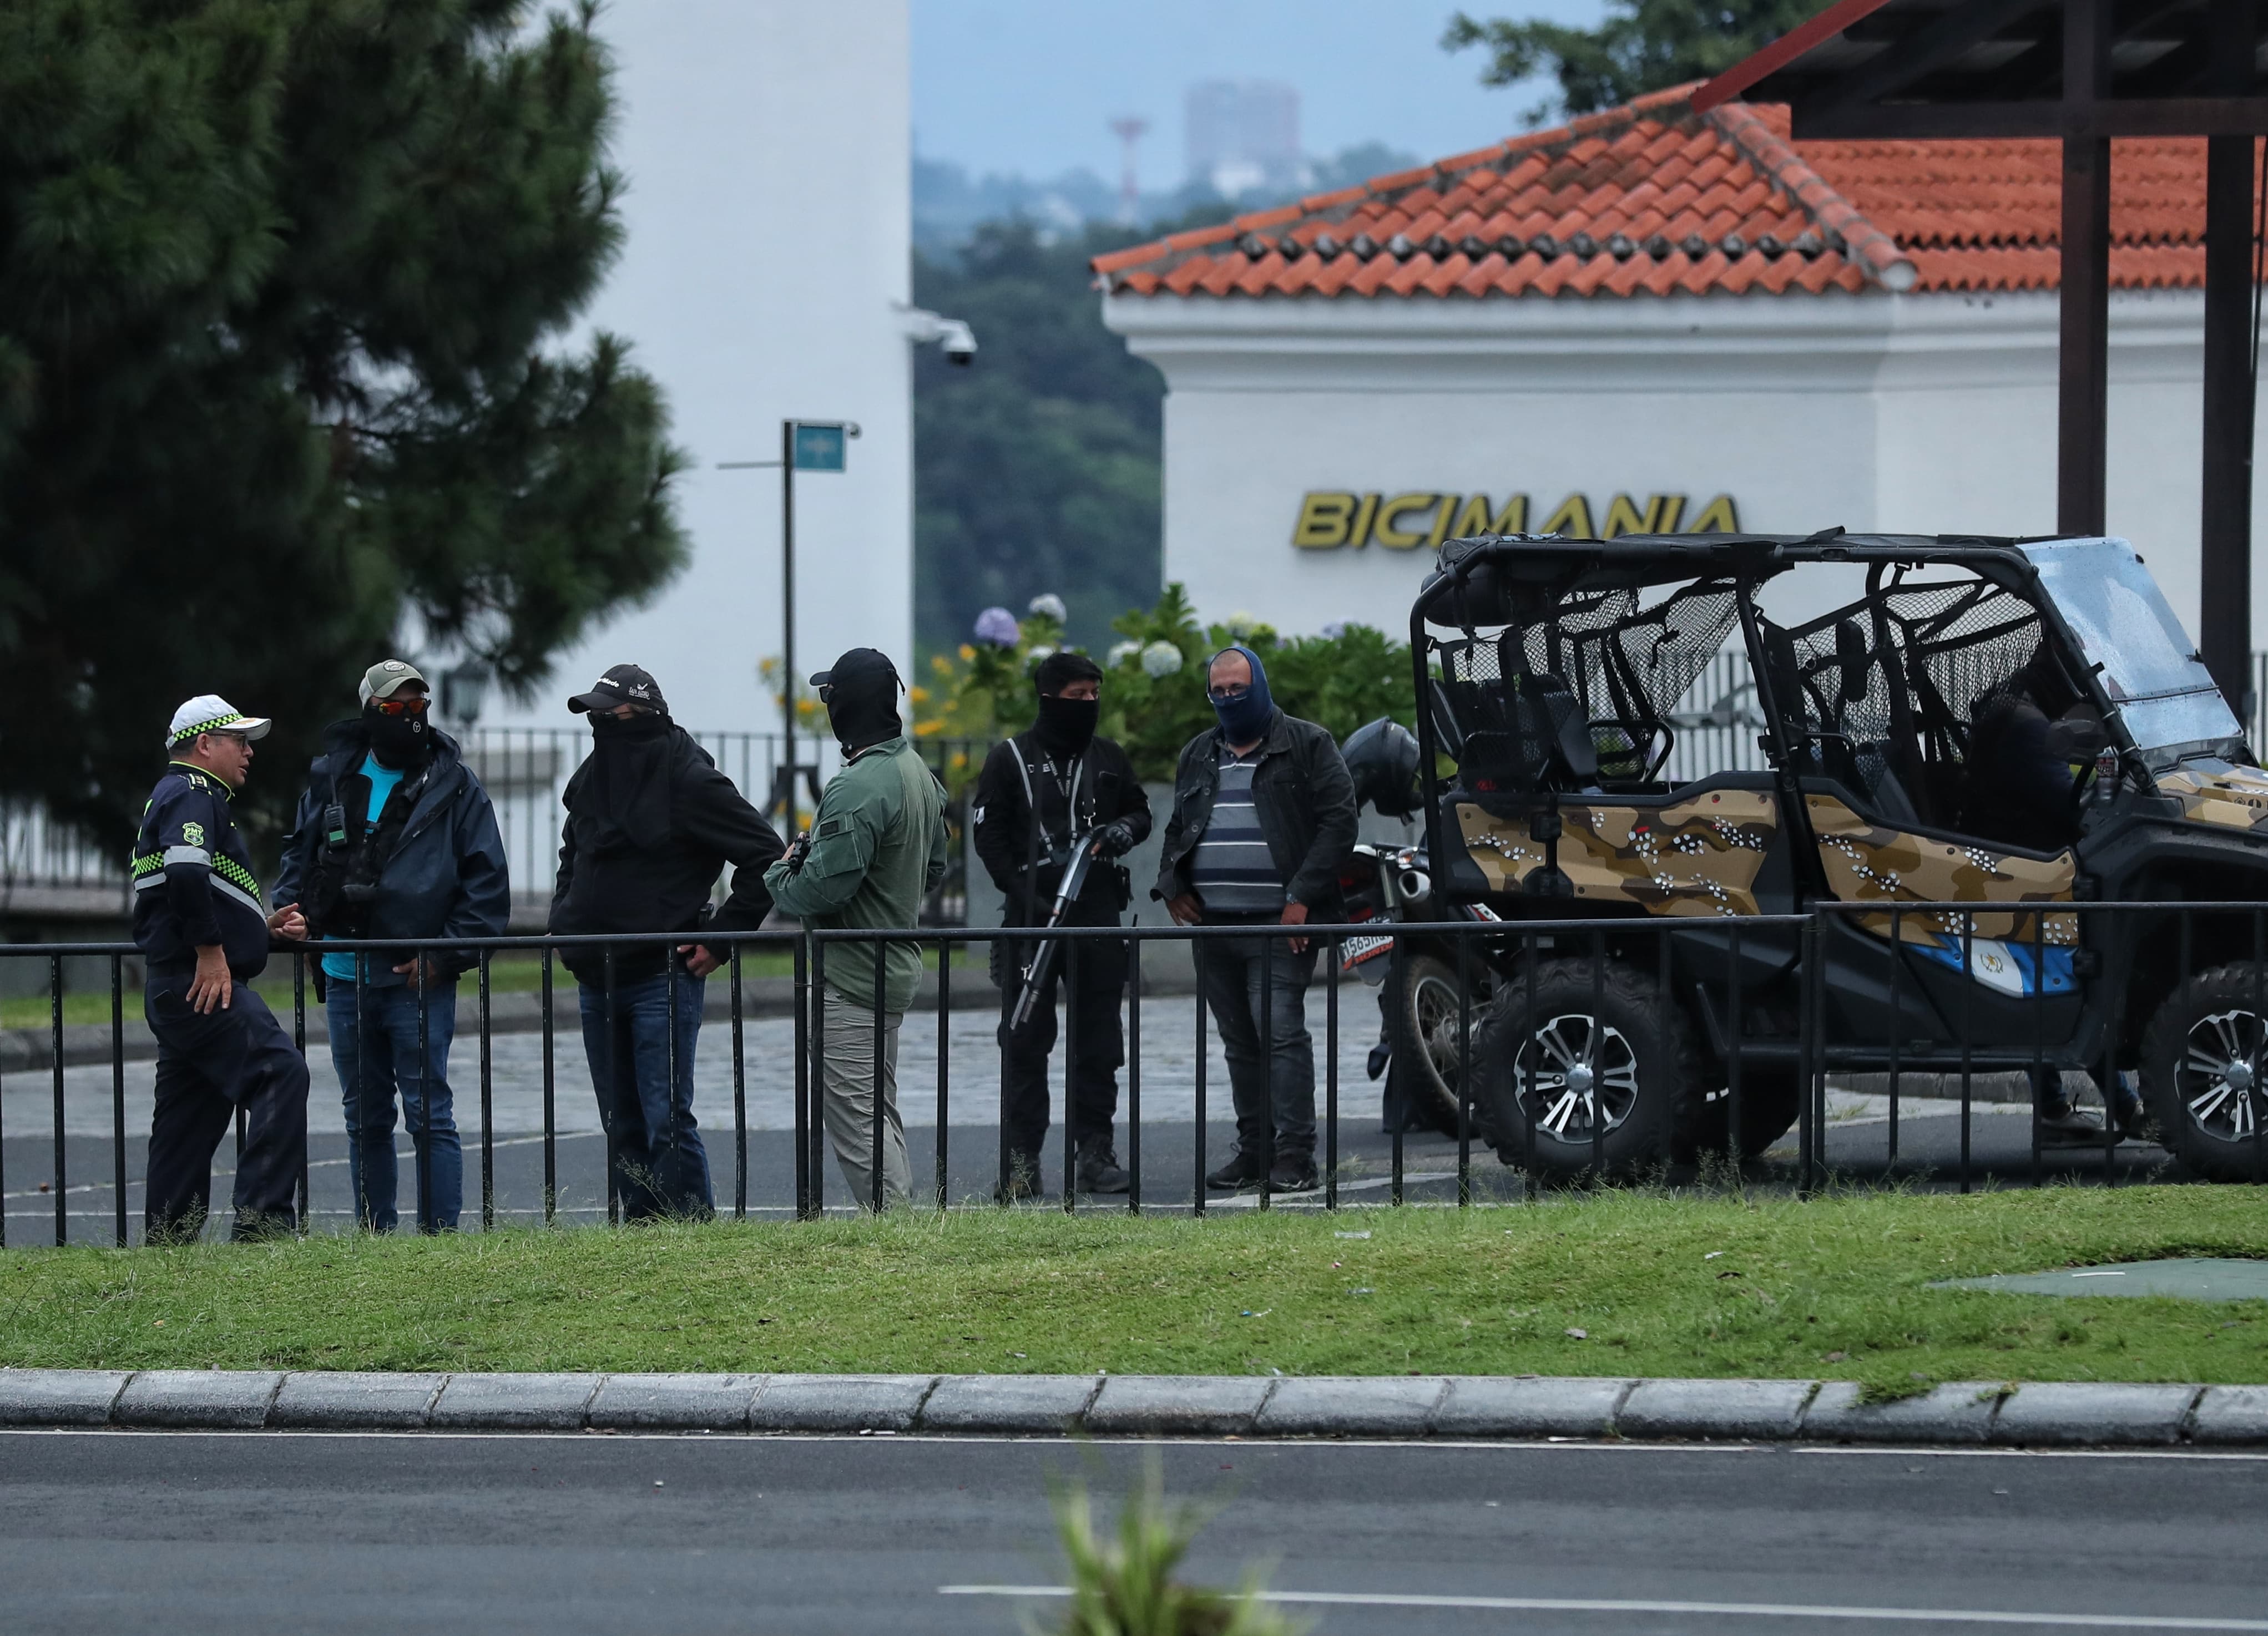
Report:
1092,820,1137,859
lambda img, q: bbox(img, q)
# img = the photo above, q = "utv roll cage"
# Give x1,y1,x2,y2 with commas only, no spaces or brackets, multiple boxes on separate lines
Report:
1407,530,2128,901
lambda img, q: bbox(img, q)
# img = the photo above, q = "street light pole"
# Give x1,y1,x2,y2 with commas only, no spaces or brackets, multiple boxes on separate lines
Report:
779,416,798,837
719,418,857,839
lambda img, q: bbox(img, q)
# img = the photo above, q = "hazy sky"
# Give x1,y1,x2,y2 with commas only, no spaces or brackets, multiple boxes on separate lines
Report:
911,0,1611,182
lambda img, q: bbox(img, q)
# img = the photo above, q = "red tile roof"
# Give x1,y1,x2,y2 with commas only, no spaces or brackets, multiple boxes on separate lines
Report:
1093,85,2260,301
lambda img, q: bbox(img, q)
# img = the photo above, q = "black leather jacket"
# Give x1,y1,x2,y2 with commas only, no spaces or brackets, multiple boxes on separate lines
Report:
1153,708,1358,919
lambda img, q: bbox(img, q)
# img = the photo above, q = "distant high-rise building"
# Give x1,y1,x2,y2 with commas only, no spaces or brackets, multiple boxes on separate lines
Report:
1184,79,1302,197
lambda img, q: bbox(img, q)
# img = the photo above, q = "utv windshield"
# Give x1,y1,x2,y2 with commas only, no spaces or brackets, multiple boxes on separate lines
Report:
2022,539,2244,759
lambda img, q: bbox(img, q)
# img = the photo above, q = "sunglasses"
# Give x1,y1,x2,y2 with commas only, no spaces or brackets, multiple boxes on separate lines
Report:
1207,683,1252,702
370,695,428,717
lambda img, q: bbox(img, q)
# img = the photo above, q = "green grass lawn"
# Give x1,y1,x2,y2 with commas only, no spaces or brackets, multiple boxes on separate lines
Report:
4,1187,2263,1389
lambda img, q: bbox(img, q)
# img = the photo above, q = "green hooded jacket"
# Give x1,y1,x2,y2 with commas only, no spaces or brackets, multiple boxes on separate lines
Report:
763,736,949,1010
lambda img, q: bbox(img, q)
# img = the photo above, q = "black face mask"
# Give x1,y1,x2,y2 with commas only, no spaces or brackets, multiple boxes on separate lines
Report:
589,709,670,743
365,706,430,769
1033,693,1098,757
824,681,901,754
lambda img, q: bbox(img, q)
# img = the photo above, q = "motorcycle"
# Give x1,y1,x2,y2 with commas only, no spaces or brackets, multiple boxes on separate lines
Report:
1337,717,1504,1136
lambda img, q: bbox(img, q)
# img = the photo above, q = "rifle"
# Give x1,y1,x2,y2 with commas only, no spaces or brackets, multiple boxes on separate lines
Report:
1008,828,1101,1034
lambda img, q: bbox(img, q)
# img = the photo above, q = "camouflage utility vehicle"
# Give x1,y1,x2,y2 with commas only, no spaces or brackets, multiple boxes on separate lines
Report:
1408,531,2268,1181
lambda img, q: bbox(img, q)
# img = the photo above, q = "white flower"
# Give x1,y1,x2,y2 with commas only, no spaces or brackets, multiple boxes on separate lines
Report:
1106,639,1143,668
1223,611,1259,637
1140,640,1184,678
1027,592,1068,622
1026,645,1057,666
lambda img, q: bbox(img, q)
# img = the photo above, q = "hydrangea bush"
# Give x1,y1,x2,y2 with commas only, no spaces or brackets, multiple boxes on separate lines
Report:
915,583,1415,785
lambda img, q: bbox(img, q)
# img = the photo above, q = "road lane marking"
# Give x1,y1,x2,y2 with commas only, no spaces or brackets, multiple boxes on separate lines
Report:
938,1586,2268,1629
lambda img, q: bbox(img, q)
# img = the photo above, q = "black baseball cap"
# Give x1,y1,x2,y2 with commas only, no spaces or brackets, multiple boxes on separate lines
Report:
568,663,668,715
808,647,901,691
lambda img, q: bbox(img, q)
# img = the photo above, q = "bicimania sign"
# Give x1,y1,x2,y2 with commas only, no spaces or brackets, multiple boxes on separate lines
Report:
1292,490,1741,549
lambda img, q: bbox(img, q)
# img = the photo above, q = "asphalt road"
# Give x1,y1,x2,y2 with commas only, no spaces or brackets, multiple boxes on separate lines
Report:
2,1431,2263,1634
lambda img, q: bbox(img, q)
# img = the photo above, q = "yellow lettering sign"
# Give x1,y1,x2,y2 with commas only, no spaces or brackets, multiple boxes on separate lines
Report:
1448,494,1529,536
1373,492,1442,550
1292,491,1357,548
1291,490,1737,548
1600,493,1688,538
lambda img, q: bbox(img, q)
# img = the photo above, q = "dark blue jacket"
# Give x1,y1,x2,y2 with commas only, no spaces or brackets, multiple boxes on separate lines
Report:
132,761,273,979
275,723,511,984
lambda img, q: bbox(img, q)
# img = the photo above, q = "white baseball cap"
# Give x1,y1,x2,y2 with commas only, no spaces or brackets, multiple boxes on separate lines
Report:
166,695,272,748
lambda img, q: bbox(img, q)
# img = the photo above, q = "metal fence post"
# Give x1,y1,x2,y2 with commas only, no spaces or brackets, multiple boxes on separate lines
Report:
416,947,433,1233
1127,930,1142,1215
1958,912,1974,1196
1456,928,1472,1208
936,939,950,1213
541,946,556,1225
113,954,129,1246
1064,935,1080,1213
51,953,65,1247
872,939,888,1215
1325,936,1339,1212
732,943,747,1219
480,951,494,1232
1193,935,1208,1218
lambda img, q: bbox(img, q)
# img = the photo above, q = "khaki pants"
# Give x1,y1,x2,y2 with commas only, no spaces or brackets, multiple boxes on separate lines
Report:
820,983,912,1210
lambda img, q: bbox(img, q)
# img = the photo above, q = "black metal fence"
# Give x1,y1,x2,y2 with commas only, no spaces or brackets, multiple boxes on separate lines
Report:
3,901,2262,1247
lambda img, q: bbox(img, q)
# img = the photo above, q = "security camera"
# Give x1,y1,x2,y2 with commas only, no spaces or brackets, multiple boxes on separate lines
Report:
899,305,977,366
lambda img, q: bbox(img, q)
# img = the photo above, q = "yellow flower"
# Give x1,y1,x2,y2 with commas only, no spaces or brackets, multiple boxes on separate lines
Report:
930,654,954,676
913,719,943,737
908,685,931,705
958,644,976,661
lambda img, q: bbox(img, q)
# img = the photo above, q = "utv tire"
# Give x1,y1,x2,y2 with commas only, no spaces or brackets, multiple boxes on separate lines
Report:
1476,957,1689,1177
2140,964,2268,1183
1391,953,1481,1135
1675,1068,1803,1163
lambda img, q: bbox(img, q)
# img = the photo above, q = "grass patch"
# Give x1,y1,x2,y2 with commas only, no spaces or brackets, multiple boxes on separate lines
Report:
3,1186,2264,1389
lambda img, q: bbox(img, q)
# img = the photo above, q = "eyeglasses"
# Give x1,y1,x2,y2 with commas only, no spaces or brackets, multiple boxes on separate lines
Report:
370,695,428,717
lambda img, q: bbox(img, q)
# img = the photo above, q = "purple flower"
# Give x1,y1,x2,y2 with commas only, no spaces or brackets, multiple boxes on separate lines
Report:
973,606,1021,647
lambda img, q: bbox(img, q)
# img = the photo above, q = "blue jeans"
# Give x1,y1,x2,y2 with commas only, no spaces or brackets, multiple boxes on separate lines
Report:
578,971,712,1220
327,981,461,1233
1199,928,1319,1161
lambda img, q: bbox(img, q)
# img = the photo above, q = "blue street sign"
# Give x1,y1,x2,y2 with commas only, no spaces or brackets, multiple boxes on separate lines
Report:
792,423,847,473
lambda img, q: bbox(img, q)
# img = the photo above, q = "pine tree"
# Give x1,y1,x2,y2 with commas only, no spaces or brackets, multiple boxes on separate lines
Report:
0,0,685,844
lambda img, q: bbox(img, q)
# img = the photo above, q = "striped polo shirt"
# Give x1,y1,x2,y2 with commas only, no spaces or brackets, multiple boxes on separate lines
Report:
1188,744,1284,914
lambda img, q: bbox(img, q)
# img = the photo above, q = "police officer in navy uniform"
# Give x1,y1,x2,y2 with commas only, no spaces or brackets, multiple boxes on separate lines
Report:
133,696,311,1241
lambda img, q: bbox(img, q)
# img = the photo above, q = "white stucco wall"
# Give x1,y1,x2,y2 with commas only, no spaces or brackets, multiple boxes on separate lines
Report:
1107,286,2268,650
491,0,913,735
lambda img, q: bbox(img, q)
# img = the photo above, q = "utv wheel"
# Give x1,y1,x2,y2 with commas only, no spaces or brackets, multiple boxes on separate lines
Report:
1476,958,1688,1177
2140,965,2268,1182
1392,954,1484,1135
1676,1067,1802,1163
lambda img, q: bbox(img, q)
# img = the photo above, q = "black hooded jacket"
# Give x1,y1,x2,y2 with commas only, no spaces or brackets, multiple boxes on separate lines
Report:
547,722,786,981
274,721,511,982
972,732,1149,921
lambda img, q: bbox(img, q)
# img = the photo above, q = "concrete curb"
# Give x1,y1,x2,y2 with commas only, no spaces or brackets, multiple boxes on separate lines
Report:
1,1369,2259,1445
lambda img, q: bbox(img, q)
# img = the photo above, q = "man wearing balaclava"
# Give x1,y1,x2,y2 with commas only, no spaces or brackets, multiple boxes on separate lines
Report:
972,650,1151,1199
547,664,786,1223
765,647,949,1210
274,660,511,1232
1154,643,1358,1195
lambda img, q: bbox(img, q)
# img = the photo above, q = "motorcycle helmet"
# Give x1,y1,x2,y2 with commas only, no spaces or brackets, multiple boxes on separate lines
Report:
1342,716,1421,818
